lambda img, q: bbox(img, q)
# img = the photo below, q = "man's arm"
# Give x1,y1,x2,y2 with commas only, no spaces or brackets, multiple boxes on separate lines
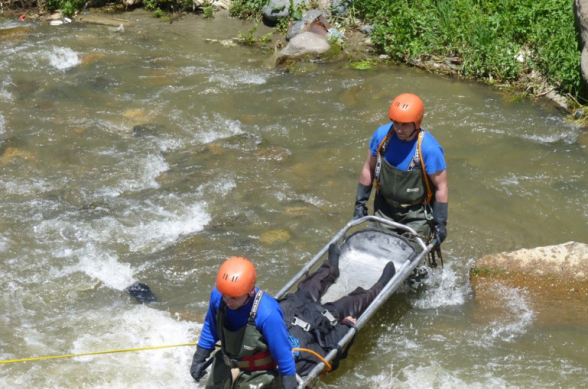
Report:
429,170,447,203
197,290,221,350
428,169,448,244
359,150,377,186
354,151,377,219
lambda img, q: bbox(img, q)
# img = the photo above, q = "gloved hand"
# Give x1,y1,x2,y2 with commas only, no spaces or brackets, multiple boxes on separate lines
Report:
353,183,372,220
190,346,212,382
281,374,298,389
432,202,448,245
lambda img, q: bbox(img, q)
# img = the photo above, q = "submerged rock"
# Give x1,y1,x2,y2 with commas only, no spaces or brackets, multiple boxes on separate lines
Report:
260,229,291,245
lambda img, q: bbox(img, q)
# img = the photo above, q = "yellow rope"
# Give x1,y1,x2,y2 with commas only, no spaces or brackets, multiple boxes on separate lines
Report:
292,347,331,373
0,342,198,364
2,343,333,377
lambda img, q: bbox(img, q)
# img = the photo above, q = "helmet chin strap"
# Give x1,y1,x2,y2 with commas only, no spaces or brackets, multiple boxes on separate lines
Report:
402,127,420,142
242,289,255,306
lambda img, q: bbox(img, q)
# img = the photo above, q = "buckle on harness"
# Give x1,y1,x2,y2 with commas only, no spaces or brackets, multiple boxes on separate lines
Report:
389,198,421,209
292,315,311,331
222,354,240,368
322,309,338,326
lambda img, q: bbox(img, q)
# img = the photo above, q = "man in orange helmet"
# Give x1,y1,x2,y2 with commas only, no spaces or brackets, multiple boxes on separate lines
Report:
190,257,297,389
353,93,448,248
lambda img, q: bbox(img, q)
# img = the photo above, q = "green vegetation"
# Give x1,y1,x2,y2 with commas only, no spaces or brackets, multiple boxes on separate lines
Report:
46,0,86,17
203,5,214,19
349,60,377,70
229,0,270,19
355,0,583,100
237,23,272,47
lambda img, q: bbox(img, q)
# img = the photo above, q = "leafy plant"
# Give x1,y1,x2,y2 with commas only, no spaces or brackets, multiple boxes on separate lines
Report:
153,7,165,18
229,0,270,20
46,0,85,17
350,60,377,70
203,5,213,19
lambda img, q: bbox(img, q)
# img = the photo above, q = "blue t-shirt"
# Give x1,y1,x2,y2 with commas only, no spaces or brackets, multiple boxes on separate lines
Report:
369,123,446,174
198,287,296,376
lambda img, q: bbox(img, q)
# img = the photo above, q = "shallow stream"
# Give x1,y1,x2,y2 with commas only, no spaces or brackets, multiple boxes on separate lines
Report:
1,9,587,388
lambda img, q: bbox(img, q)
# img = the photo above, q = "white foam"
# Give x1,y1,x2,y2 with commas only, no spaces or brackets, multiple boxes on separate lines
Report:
0,113,5,135
195,177,237,198
198,116,244,144
0,234,8,252
74,244,135,290
1,305,202,389
47,46,80,70
368,361,509,389
208,68,267,86
0,76,14,101
118,153,168,191
411,264,469,310
125,200,211,253
480,284,534,343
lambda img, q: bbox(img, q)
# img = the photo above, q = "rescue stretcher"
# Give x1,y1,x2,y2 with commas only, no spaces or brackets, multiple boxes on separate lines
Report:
274,216,436,389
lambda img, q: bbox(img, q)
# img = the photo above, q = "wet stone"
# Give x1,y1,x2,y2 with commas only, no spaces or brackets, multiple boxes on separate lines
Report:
260,229,291,245
0,26,32,43
133,124,165,137
0,136,27,156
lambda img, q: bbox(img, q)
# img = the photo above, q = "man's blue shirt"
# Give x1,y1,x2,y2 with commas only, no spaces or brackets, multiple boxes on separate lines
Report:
369,123,446,174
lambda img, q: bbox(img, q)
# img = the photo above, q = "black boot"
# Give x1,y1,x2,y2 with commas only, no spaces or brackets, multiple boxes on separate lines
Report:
376,262,396,287
328,243,341,276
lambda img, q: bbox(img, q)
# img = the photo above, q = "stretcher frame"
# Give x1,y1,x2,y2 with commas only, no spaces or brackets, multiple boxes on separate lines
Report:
274,216,435,389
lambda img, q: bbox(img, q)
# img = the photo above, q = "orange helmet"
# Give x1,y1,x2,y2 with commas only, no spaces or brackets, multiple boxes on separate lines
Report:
388,93,424,129
216,257,256,297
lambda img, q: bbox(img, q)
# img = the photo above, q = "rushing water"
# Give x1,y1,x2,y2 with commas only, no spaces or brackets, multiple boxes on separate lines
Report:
1,9,587,389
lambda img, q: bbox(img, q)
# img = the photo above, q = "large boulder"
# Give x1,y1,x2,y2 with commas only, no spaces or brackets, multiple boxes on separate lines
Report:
574,0,588,91
275,31,331,66
470,242,588,326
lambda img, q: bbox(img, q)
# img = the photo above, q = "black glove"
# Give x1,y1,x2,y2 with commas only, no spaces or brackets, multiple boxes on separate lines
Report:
281,374,298,389
432,202,448,245
190,346,212,382
353,183,372,220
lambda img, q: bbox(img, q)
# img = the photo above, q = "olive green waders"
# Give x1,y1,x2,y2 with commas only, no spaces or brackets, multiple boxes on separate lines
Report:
206,291,282,389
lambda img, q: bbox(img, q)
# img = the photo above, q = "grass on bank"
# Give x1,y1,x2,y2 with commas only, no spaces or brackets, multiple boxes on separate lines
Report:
355,0,584,102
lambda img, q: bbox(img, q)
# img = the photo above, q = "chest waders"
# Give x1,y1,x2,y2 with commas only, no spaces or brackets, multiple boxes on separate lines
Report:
373,126,434,245
206,290,281,389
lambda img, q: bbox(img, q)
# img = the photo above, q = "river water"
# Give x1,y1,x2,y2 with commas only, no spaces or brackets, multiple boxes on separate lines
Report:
1,9,587,389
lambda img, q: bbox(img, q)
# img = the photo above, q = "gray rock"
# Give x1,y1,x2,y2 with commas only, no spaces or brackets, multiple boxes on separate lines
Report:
133,124,165,137
359,24,374,35
574,0,588,91
262,0,307,23
331,0,353,16
286,21,307,41
276,32,331,65
285,10,329,41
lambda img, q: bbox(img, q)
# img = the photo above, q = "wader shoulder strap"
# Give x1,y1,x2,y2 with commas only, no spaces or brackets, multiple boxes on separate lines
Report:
247,289,264,325
374,124,394,189
217,300,228,353
416,130,434,204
